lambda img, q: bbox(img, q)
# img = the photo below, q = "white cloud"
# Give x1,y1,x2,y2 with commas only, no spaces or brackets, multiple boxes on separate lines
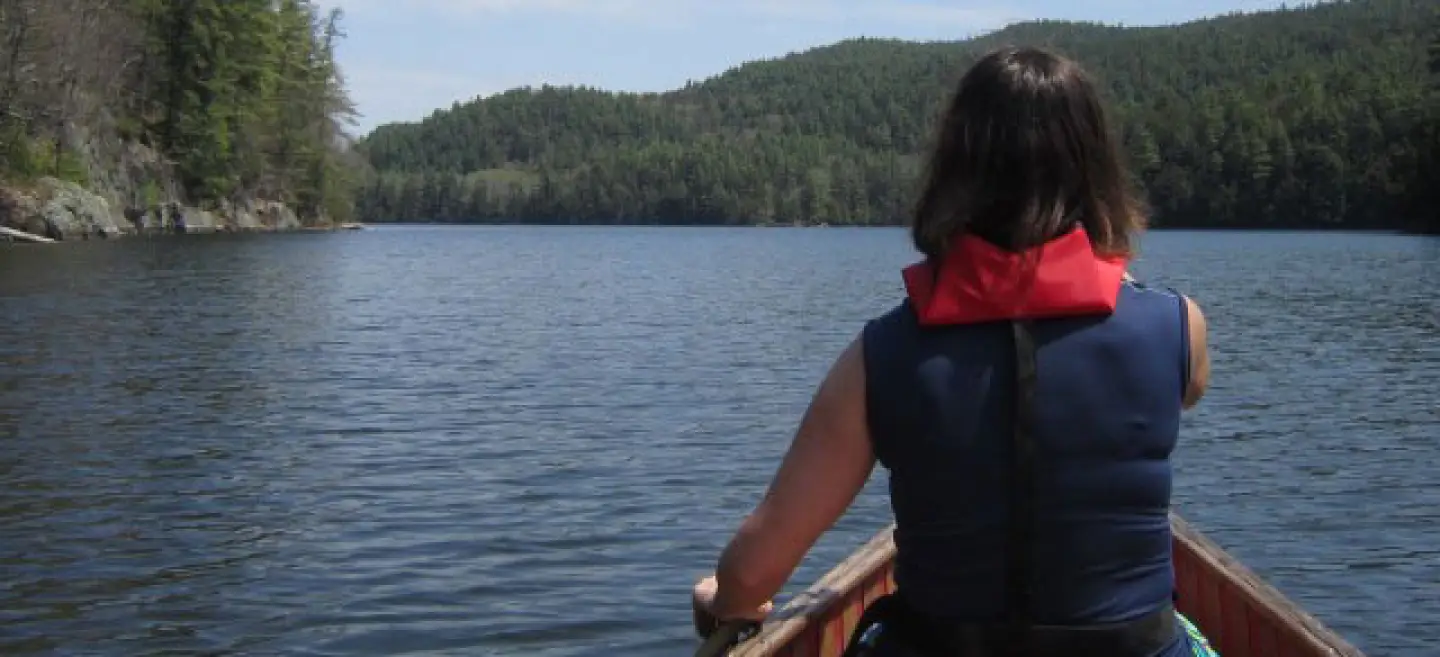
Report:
315,0,1293,132
326,0,1012,30
323,0,1020,131
727,0,1012,28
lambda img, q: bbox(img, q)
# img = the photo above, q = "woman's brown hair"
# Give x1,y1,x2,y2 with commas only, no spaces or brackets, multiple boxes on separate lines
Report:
910,46,1147,260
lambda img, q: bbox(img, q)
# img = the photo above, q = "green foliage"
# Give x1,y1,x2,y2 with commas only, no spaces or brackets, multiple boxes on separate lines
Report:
131,0,358,220
36,141,90,186
0,0,358,222
0,127,41,180
1,137,89,186
138,179,163,209
357,0,1437,230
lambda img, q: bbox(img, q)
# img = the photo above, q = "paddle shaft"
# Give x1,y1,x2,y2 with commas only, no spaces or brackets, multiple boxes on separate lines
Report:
693,620,758,657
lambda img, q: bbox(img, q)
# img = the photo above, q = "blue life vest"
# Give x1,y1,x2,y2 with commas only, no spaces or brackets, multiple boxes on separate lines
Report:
862,280,1189,626
856,226,1195,657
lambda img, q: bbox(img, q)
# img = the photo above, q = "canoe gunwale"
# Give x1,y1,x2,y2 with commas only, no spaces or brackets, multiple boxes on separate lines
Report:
729,526,896,656
726,513,1366,657
1169,514,1365,657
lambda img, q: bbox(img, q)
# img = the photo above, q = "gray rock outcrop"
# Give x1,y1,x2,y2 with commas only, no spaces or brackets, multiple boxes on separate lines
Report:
0,177,130,240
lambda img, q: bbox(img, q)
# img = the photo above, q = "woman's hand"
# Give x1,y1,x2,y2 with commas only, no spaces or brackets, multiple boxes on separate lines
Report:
692,575,773,638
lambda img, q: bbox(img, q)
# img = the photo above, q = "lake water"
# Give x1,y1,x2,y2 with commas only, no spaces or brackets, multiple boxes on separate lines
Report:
1,226,1436,656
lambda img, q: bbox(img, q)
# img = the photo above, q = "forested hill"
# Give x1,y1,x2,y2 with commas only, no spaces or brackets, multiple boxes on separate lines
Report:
356,0,1439,232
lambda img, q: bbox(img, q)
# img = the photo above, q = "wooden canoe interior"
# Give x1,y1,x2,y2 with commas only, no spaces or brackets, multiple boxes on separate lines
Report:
727,514,1365,657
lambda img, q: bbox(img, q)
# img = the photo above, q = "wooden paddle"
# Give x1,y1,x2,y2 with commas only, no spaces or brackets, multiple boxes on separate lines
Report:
692,574,766,656
693,620,760,657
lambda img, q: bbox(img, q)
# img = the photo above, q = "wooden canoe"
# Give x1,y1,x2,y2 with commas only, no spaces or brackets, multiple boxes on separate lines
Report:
715,513,1366,657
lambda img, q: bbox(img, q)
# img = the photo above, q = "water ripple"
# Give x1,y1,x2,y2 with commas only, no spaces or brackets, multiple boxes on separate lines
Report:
0,228,1435,656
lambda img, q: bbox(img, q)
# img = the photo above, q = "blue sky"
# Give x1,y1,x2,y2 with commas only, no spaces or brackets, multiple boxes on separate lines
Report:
320,0,1288,133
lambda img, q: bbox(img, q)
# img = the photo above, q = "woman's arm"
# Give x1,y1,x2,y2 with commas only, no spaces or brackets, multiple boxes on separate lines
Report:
705,334,877,620
1182,296,1209,409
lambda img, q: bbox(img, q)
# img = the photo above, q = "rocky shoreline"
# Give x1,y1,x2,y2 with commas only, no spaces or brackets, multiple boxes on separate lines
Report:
0,177,322,242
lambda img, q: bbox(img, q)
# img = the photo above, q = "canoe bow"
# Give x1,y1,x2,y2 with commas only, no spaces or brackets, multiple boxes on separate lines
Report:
718,513,1366,657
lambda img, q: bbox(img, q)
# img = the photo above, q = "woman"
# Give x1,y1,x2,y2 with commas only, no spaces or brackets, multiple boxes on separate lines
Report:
691,46,1217,657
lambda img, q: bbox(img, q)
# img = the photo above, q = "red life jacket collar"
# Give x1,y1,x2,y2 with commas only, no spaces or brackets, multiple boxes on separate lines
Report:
903,226,1129,327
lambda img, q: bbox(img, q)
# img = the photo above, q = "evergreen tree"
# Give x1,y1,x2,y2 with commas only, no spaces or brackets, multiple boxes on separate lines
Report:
0,0,359,223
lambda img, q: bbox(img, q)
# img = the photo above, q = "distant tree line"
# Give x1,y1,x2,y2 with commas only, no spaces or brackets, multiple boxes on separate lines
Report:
355,0,1438,233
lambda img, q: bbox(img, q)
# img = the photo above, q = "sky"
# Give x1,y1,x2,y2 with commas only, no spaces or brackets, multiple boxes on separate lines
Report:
318,0,1291,133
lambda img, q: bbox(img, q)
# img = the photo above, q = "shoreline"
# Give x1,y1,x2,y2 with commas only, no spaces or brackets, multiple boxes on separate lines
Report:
350,220,1434,235
0,177,347,245
9,217,1429,244
1,223,352,244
